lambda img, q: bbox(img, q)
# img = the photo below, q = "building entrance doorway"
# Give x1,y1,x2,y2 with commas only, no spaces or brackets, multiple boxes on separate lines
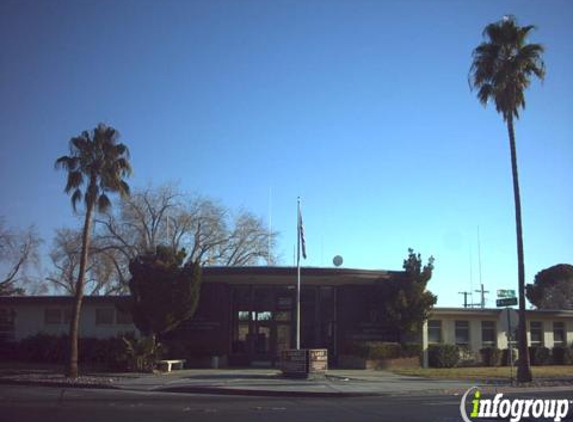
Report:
230,285,336,366
232,310,292,365
231,286,294,366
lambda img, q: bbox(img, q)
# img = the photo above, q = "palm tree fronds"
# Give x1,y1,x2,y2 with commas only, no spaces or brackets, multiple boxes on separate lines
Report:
56,123,132,213
71,189,83,212
97,194,112,213
470,16,545,122
114,143,130,159
118,180,130,197
65,171,84,194
55,155,79,171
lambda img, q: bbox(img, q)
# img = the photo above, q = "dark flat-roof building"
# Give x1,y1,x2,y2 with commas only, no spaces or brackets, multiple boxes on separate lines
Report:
2,266,572,367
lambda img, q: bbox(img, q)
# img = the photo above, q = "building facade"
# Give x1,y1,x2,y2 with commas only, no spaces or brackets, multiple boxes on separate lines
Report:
1,267,572,367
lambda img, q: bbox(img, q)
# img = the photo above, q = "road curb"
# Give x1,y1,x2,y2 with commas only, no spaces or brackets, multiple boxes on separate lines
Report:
153,385,385,398
0,378,385,397
0,378,118,390
2,377,571,399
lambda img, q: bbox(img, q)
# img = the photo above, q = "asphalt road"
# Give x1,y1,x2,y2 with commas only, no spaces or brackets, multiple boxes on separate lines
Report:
1,385,572,422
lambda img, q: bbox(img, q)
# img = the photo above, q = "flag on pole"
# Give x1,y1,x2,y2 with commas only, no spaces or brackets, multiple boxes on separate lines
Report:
298,203,307,260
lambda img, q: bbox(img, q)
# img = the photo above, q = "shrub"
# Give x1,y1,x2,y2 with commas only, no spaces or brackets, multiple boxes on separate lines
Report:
121,336,163,372
529,346,551,366
457,346,478,367
18,333,67,363
401,343,422,358
347,342,421,360
501,348,517,366
480,347,502,367
2,333,143,370
428,344,459,368
552,346,573,365
0,339,19,360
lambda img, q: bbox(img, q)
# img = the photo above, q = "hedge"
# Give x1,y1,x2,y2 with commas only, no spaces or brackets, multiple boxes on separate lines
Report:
428,344,459,368
347,342,421,360
0,333,135,370
479,347,502,367
552,346,573,365
529,346,552,366
501,348,517,366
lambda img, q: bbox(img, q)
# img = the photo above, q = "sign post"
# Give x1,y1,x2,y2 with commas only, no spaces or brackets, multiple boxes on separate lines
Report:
496,290,517,384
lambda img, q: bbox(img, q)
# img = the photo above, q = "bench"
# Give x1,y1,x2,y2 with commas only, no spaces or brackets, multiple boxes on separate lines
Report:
156,359,186,372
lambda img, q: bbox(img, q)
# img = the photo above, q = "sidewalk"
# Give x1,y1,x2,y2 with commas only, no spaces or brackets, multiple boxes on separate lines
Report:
114,368,483,397
1,367,572,397
0,366,489,397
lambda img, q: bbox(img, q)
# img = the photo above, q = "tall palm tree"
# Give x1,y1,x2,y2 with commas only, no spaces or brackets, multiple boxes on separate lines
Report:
55,123,132,378
470,16,545,383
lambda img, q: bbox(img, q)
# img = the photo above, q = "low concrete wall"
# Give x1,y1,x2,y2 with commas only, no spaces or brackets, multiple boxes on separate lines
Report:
337,355,420,370
184,355,228,368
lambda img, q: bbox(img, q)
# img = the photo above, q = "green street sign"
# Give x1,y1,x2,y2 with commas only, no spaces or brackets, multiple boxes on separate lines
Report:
497,289,516,298
497,297,518,307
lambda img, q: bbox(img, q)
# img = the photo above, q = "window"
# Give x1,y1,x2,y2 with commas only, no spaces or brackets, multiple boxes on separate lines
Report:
553,322,565,347
256,311,272,321
116,310,132,324
254,288,274,310
95,308,114,325
44,308,72,325
428,320,442,343
530,321,543,346
44,309,62,324
275,311,291,322
455,321,470,346
234,310,250,353
277,296,293,310
481,321,496,347
238,311,250,321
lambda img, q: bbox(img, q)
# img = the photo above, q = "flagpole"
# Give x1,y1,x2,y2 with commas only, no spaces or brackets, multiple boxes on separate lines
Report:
296,197,301,350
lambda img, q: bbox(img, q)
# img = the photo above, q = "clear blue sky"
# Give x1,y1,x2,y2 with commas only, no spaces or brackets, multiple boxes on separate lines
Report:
0,0,571,306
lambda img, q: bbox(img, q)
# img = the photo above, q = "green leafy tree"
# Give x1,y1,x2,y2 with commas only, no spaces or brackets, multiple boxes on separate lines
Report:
55,124,131,378
470,15,545,383
377,249,437,341
526,264,573,309
127,245,202,344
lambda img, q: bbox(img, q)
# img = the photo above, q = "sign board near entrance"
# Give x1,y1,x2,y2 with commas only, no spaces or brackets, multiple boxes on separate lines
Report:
496,297,518,307
280,349,307,375
280,349,328,378
309,349,328,372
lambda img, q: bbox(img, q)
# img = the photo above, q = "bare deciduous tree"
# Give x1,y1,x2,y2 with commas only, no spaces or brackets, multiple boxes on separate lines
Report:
47,228,122,295
0,217,42,295
92,184,278,292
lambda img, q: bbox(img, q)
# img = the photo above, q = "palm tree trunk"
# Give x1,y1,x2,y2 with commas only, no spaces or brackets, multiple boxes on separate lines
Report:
507,116,532,383
66,203,94,378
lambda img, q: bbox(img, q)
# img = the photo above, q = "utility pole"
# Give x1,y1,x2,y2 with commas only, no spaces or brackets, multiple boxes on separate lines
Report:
475,283,489,308
268,187,272,264
458,291,471,308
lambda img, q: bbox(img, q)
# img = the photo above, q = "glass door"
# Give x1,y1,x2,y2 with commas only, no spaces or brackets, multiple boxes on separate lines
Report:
252,311,272,359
